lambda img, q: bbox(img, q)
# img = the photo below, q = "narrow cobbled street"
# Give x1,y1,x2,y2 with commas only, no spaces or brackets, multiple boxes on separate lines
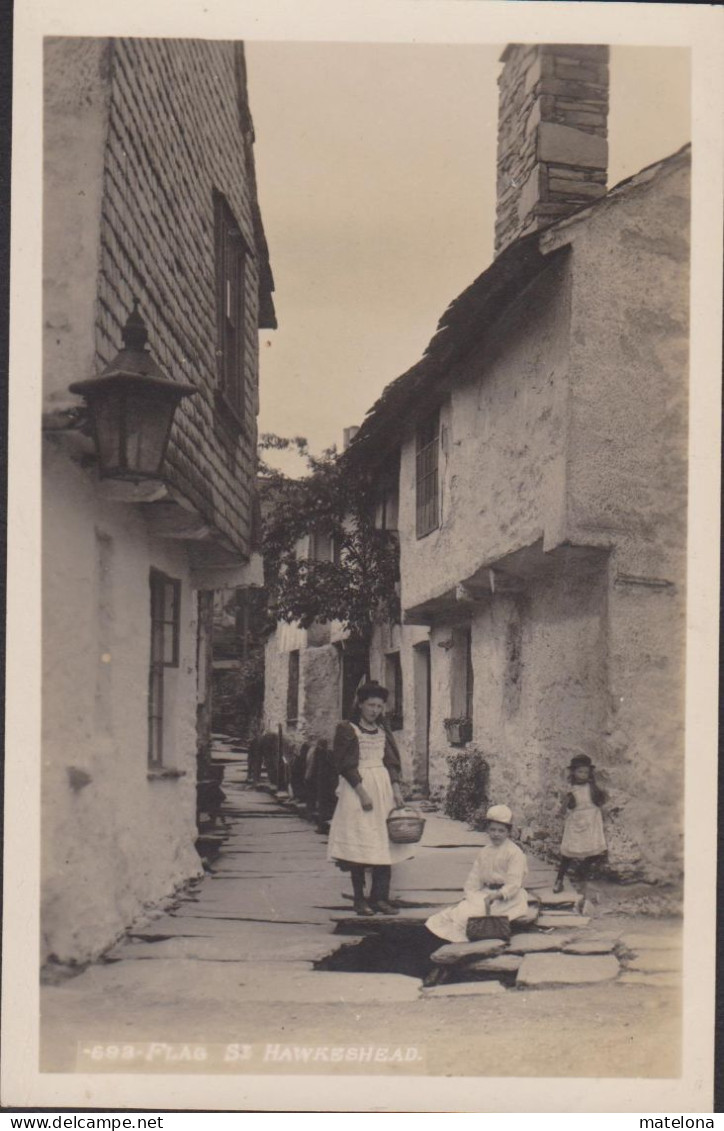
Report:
41,740,682,1079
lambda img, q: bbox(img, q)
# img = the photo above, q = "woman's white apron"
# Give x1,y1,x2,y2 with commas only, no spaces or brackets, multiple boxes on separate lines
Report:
327,724,413,866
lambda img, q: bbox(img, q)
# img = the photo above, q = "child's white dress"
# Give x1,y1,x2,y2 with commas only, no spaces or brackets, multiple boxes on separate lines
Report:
560,783,607,859
327,724,413,866
425,840,530,943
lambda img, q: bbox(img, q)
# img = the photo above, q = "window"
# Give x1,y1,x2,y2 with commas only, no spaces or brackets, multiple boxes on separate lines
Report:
384,652,404,731
148,569,181,767
374,462,400,533
308,527,333,563
416,411,440,538
287,650,300,726
214,191,249,426
451,626,474,722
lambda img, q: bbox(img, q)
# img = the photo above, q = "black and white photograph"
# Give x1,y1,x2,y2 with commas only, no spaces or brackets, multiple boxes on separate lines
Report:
3,0,722,1116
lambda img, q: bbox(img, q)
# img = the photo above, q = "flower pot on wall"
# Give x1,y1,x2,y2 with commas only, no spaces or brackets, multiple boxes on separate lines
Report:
444,717,473,747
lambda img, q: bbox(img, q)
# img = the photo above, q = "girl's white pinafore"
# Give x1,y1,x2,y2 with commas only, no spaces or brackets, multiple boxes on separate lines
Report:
425,840,530,943
327,724,413,866
560,783,607,859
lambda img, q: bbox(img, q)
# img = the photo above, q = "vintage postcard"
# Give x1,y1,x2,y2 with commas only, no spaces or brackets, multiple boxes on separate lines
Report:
3,0,722,1115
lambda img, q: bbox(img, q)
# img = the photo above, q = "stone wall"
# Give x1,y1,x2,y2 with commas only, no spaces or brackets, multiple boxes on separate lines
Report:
553,149,690,885
42,444,202,963
394,149,688,884
263,623,343,753
398,254,572,616
41,37,274,964
495,44,609,255
368,622,431,788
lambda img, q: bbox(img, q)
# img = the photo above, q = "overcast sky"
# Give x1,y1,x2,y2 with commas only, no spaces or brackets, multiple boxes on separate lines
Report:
245,44,690,473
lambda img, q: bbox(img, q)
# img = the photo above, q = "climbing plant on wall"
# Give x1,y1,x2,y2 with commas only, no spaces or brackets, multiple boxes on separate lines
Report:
259,434,400,645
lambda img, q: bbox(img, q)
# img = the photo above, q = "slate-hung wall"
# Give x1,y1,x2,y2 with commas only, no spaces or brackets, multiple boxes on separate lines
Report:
96,39,266,558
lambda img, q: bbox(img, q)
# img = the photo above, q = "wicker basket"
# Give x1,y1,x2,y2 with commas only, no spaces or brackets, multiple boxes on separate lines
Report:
386,806,426,844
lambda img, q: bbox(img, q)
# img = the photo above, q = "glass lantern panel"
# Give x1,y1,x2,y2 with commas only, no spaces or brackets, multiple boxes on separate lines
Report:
123,388,177,477
91,388,125,473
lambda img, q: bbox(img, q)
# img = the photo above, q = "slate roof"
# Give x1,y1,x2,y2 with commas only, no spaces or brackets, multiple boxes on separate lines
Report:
346,143,691,469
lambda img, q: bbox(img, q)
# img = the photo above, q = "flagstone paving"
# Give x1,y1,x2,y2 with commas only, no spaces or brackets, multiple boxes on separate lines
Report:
40,739,685,1078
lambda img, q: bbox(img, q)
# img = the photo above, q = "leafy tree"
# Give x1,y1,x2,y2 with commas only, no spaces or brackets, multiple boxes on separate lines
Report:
258,434,400,645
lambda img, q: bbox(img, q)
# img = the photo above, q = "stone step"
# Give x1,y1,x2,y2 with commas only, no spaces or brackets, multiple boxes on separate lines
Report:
535,889,581,909
563,938,616,956
431,938,508,965
331,913,430,935
537,913,591,929
516,952,619,987
508,932,574,954
467,953,522,974
421,980,505,998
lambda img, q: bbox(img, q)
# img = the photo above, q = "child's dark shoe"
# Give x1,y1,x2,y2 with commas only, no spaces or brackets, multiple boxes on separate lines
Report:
354,900,375,917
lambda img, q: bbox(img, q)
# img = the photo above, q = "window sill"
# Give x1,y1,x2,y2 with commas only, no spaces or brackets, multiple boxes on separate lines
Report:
147,768,188,780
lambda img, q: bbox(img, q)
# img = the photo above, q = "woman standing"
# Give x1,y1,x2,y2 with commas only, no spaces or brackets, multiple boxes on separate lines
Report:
327,681,412,916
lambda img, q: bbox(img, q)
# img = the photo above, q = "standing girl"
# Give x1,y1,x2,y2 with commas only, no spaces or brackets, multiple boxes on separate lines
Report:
327,681,413,915
553,754,607,894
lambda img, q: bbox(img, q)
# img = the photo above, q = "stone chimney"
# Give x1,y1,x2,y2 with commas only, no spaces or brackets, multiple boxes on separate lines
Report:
495,44,609,255
342,425,360,450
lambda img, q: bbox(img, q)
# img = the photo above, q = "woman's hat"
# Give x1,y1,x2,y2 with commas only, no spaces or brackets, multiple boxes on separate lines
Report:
569,754,595,769
356,680,389,703
486,804,513,826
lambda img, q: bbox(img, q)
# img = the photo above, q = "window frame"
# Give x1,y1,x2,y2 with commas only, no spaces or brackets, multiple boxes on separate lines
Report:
415,411,440,539
214,190,250,431
450,625,474,724
148,569,182,768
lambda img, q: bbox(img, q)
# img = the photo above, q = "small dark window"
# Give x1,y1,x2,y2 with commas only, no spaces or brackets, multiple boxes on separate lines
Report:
148,569,181,767
465,628,474,721
287,650,300,726
215,191,249,427
309,528,333,563
416,412,440,538
451,626,474,724
384,652,404,731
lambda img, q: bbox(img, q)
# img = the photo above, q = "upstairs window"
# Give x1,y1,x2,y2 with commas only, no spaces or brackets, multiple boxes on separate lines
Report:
416,411,440,538
214,191,249,427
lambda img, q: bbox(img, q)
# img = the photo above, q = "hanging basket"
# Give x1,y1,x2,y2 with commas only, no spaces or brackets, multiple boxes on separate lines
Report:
387,806,426,844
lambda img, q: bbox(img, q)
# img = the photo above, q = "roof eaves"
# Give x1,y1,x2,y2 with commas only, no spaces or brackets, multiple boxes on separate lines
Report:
346,231,560,466
346,142,690,471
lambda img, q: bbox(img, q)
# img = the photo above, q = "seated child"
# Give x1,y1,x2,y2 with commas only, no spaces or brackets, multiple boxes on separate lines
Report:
425,804,530,944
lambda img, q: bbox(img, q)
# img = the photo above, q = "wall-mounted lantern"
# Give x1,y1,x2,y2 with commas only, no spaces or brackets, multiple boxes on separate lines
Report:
69,301,197,482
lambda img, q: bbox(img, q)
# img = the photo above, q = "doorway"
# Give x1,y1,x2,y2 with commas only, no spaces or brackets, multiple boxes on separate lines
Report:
413,641,431,794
